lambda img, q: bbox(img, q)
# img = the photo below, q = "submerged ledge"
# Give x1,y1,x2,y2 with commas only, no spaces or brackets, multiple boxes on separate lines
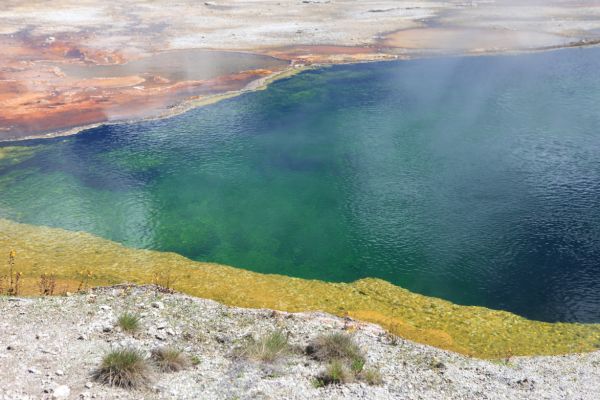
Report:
1,218,599,359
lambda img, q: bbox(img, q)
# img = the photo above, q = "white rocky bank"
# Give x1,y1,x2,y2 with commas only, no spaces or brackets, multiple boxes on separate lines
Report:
0,285,598,400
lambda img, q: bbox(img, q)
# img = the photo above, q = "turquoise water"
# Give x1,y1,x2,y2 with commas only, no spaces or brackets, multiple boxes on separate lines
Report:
2,48,600,322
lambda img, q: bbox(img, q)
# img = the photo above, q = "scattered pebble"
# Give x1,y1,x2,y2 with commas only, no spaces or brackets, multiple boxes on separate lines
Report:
1,285,598,400
152,301,164,310
51,385,70,399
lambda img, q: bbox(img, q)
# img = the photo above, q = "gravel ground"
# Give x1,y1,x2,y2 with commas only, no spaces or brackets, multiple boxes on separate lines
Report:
0,285,598,400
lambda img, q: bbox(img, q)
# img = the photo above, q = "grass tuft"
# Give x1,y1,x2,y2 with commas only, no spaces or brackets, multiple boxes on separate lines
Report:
316,360,354,385
151,347,191,372
308,332,383,386
242,330,290,363
92,348,151,389
117,312,141,333
306,332,365,370
359,367,383,385
190,354,201,366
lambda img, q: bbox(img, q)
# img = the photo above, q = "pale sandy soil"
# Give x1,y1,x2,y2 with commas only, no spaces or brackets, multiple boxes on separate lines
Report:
1,0,600,140
1,285,599,400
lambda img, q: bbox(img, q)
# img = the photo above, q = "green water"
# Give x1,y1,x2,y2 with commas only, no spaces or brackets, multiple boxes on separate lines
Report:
2,47,600,322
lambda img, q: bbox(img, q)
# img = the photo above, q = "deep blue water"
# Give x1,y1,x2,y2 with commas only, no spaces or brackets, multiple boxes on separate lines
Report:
2,47,600,322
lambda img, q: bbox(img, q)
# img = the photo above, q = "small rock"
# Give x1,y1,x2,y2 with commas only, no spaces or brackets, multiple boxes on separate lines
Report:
77,334,88,341
102,326,112,333
55,370,64,376
214,335,227,344
85,382,93,389
151,301,164,309
155,333,166,341
27,367,40,374
8,298,32,303
99,305,111,311
52,385,70,399
166,328,175,336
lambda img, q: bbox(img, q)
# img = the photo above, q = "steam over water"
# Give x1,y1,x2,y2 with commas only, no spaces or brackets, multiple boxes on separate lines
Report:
2,47,600,322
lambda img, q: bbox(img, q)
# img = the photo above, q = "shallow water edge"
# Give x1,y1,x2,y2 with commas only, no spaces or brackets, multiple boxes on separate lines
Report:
1,218,598,359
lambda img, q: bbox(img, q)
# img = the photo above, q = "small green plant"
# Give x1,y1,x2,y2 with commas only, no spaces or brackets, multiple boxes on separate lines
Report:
316,360,354,386
117,312,141,333
92,348,151,389
306,332,365,370
190,355,201,366
151,347,191,372
350,356,365,373
359,367,383,385
312,378,326,388
242,330,290,363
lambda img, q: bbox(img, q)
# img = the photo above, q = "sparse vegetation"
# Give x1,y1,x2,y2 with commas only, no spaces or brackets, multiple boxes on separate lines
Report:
316,359,355,385
360,367,383,385
92,348,151,389
1,250,22,296
77,270,94,293
152,270,176,293
385,326,400,346
117,312,141,333
308,332,383,386
151,347,191,372
306,332,365,369
429,358,446,372
38,272,57,295
190,355,201,366
241,330,290,363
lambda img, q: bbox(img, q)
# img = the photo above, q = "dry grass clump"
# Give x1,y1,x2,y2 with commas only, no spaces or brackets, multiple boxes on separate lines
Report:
93,348,151,389
316,360,355,386
76,269,94,293
242,330,290,363
152,270,176,294
151,347,191,372
308,332,382,386
306,332,365,367
359,367,383,385
38,272,56,295
117,312,141,333
1,250,22,296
